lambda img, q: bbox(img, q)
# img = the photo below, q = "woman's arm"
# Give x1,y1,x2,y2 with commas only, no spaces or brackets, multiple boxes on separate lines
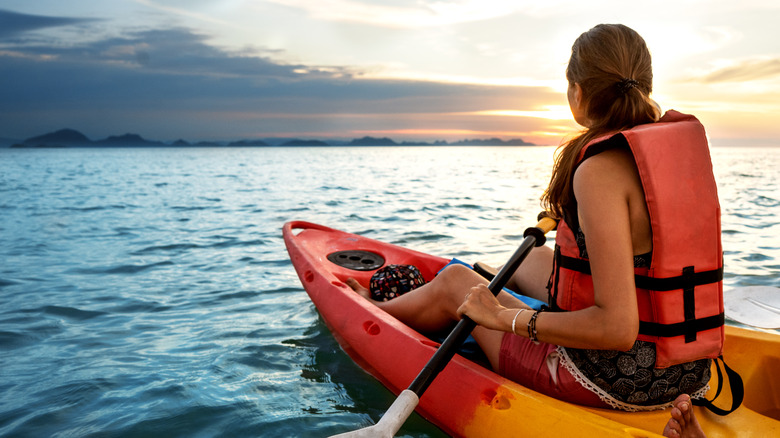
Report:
459,148,644,351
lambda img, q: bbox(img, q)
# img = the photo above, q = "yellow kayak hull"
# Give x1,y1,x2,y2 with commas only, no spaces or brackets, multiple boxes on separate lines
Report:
462,326,780,438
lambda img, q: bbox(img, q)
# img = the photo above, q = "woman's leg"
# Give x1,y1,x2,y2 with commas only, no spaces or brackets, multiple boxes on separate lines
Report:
348,263,533,369
502,245,554,303
350,245,554,326
348,264,488,333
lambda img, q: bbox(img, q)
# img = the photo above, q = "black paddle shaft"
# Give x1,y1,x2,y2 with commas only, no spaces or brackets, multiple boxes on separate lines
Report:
407,225,549,396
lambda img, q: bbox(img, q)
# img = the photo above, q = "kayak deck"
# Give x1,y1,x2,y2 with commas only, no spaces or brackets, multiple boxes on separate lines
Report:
283,221,780,437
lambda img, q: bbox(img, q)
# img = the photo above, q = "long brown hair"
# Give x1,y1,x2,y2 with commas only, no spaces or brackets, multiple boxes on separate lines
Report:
542,24,661,219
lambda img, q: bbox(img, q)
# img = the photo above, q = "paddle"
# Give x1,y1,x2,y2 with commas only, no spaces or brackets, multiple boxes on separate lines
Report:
724,286,780,329
331,216,558,438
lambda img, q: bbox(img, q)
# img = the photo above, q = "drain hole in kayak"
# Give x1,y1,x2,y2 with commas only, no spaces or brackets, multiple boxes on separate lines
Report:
327,250,384,271
491,394,511,410
363,321,381,336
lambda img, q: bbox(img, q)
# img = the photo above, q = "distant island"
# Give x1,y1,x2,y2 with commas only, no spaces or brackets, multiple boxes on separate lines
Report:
5,128,536,148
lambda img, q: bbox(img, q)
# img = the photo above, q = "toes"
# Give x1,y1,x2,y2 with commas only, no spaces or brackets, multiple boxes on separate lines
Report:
345,278,365,290
345,278,371,299
671,407,686,429
662,419,681,438
345,278,359,288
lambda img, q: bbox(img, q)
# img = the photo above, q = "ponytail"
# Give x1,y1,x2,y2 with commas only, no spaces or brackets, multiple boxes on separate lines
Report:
542,24,661,219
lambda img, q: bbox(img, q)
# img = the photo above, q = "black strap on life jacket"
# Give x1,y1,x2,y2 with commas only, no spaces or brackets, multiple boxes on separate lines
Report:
547,246,563,310
552,251,725,340
692,356,744,416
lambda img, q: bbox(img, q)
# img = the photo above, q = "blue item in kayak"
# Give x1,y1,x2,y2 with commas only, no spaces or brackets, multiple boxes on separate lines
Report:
432,259,546,364
439,258,546,310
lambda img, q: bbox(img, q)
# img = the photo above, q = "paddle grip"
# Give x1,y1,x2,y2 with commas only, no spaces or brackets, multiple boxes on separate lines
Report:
407,231,541,396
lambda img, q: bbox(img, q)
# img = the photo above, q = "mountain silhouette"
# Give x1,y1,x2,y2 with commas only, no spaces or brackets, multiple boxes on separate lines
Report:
10,129,536,148
23,129,91,146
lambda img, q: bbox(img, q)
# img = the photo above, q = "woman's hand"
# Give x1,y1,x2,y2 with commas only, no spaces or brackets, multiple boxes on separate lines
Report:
457,284,526,332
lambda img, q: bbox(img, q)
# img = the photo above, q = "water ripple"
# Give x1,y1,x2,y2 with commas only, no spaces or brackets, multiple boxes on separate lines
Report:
132,243,202,255
41,305,108,320
70,261,176,275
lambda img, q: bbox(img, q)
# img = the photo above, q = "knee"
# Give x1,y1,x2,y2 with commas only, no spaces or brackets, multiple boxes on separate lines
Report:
431,264,486,315
437,264,484,293
439,263,476,282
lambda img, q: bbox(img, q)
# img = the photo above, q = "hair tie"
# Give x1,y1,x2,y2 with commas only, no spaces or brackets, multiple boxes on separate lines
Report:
617,78,639,94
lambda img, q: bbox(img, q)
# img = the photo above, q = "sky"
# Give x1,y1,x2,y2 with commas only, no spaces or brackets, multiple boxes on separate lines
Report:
1,0,779,146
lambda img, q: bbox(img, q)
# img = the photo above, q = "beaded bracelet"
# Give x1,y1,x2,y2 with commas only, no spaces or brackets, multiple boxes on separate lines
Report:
527,310,540,344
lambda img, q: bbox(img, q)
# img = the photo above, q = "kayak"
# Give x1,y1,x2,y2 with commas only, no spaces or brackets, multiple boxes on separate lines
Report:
283,220,780,437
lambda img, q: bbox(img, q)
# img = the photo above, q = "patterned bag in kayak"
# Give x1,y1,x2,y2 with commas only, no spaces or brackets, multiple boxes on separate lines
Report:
369,264,426,301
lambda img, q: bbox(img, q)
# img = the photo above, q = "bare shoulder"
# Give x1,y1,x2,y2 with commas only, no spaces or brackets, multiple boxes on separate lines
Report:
573,147,640,199
573,146,652,256
575,148,637,180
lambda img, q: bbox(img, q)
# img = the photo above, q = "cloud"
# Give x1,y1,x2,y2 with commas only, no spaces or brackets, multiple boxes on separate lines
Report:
695,57,780,83
0,9,99,39
133,0,235,27
0,20,560,141
1,27,353,108
265,0,522,29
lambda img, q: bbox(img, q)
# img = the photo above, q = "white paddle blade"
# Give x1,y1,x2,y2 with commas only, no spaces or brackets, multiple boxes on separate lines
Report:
724,286,780,329
330,390,420,438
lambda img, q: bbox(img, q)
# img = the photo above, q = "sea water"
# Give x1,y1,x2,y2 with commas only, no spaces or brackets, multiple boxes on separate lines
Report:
0,146,778,437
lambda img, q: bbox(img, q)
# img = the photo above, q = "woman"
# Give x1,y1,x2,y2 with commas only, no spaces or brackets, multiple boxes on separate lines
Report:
348,23,720,423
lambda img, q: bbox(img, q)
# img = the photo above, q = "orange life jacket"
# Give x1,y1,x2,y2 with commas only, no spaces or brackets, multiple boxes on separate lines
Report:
548,110,725,368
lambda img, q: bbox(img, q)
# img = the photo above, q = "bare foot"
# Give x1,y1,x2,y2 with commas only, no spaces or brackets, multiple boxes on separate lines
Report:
663,394,706,438
346,278,371,300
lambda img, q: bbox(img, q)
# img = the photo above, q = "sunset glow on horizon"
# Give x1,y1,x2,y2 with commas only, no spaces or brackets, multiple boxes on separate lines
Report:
2,1,780,146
